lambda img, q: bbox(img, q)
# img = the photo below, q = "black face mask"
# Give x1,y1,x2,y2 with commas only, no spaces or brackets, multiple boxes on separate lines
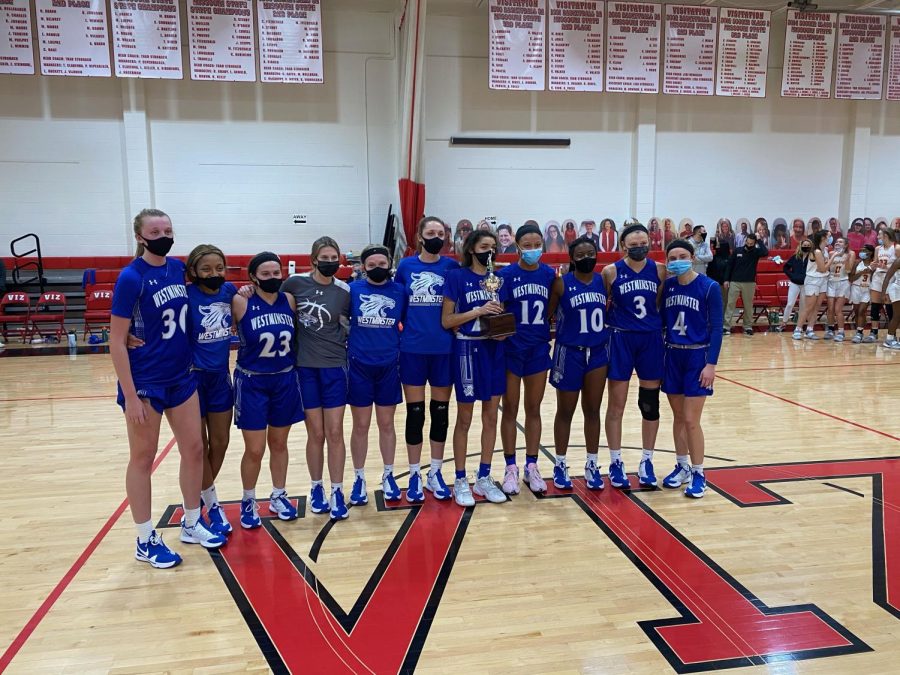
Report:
197,275,226,291
700,232,707,241
257,277,282,294
422,237,444,255
366,267,391,283
627,245,649,261
801,247,812,254
574,257,597,274
316,261,340,278
142,236,174,257
474,250,493,267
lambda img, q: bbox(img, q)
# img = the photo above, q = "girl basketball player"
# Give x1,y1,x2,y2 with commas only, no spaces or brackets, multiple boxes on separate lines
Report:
442,230,509,507
547,236,609,491
849,244,876,343
347,246,407,505
797,231,830,339
881,252,900,350
497,223,555,494
825,237,854,342
110,209,224,568
395,217,460,503
232,253,305,529
783,241,810,336
281,238,352,520
871,229,899,346
660,240,724,498
602,222,666,489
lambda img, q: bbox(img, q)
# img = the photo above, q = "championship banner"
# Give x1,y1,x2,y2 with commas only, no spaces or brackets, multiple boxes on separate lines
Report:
606,1,661,94
716,8,770,97
112,0,183,79
889,17,900,101
258,0,323,84
663,4,717,96
489,0,546,90
835,13,886,100
781,10,836,99
548,0,603,92
0,0,34,75
36,0,111,77
188,0,256,82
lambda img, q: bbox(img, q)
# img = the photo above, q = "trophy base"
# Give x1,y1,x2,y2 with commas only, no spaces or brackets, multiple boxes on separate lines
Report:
479,313,516,338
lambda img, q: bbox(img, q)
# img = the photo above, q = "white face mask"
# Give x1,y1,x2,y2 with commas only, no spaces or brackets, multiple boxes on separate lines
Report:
859,252,869,260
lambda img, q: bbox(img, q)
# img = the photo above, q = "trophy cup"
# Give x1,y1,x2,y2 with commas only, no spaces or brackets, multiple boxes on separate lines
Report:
479,255,516,338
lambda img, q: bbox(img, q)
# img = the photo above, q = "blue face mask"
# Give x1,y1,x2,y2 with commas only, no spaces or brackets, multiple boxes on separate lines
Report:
827,235,834,245
520,248,542,265
667,260,693,276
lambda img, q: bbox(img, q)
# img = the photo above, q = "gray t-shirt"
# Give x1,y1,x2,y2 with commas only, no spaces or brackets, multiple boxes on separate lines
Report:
281,273,350,368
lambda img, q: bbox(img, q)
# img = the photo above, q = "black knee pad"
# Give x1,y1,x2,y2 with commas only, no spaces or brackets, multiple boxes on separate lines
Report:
405,402,426,446
429,400,450,443
637,387,661,422
871,303,882,323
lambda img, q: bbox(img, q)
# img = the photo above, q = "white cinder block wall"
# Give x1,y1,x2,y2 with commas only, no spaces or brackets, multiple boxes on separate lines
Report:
0,2,897,257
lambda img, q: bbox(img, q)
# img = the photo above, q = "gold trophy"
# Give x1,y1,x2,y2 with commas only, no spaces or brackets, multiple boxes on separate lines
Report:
479,255,516,338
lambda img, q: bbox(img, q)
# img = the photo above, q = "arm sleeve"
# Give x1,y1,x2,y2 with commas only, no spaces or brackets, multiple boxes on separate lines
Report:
757,242,769,258
110,268,142,319
394,262,407,286
697,242,713,264
706,281,724,364
443,270,459,303
724,255,735,281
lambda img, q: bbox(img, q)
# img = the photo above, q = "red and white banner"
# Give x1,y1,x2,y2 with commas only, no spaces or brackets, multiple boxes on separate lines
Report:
889,17,900,101
111,0,182,79
188,0,255,81
606,2,661,94
716,8,770,97
489,0,546,90
835,13,886,100
663,5,717,96
0,0,34,75
781,10,836,99
548,0,603,91
258,0,323,84
36,0,111,77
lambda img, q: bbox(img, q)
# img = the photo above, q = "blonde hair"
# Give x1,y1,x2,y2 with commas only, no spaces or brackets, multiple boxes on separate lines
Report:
186,244,226,281
311,236,341,261
133,208,170,257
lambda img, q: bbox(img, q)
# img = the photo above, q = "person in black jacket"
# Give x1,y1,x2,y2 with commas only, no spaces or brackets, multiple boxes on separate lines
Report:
707,239,730,307
778,240,811,331
723,232,769,335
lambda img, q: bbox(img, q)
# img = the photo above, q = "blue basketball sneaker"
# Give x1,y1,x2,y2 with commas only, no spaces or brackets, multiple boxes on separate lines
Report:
180,516,226,549
330,488,349,520
382,472,401,501
584,460,605,490
663,462,691,489
685,470,707,499
608,460,630,489
406,471,425,503
240,498,261,529
350,475,368,506
207,503,233,535
638,458,658,487
135,531,182,569
425,469,452,500
269,491,298,520
553,461,572,489
309,483,329,514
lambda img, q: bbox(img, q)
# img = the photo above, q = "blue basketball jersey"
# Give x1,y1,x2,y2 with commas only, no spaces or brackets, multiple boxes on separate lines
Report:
662,274,724,364
395,255,459,354
111,257,191,387
188,282,236,372
555,272,609,348
348,279,407,365
237,292,296,373
498,262,556,349
608,258,662,331
444,267,511,338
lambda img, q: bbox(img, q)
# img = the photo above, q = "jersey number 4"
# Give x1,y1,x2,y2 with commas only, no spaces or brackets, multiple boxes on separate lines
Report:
672,311,688,336
259,331,291,358
161,305,188,340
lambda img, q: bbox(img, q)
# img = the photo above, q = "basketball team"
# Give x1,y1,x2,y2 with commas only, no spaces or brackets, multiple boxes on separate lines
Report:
114,209,724,569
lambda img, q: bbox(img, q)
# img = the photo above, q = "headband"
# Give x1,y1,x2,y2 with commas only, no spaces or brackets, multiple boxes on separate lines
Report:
361,246,391,264
515,223,543,241
248,251,281,278
620,222,648,242
568,235,598,258
665,239,695,256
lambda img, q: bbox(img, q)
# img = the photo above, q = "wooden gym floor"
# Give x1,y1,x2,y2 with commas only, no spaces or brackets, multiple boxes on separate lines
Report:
1,334,899,674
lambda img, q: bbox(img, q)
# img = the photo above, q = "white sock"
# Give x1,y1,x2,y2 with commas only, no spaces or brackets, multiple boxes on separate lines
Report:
135,520,153,544
183,506,201,528
410,463,421,474
642,449,653,460
430,459,442,473
201,485,217,507
243,488,256,501
586,453,598,465
555,454,567,466
354,468,365,479
609,449,622,463
676,454,690,467
692,463,704,474
383,464,394,476
331,483,343,494
311,479,323,488
271,486,286,497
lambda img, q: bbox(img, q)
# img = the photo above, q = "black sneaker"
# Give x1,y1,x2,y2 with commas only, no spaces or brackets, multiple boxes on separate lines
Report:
745,328,754,336
722,328,731,335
